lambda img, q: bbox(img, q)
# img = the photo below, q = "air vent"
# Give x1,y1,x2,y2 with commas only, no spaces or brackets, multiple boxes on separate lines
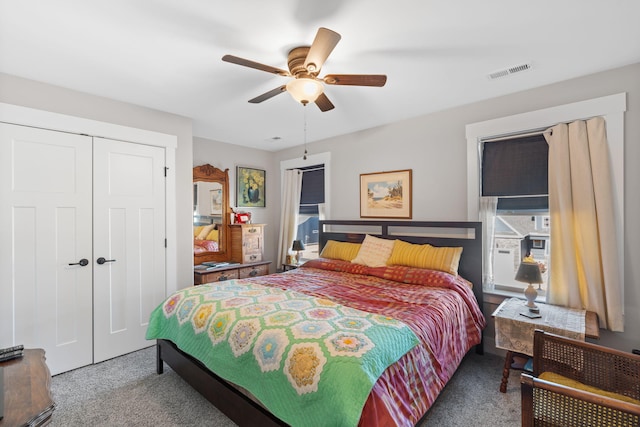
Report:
488,62,532,80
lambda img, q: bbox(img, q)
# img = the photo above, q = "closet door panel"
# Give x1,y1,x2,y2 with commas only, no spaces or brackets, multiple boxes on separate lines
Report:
0,122,93,375
12,207,36,344
93,137,166,362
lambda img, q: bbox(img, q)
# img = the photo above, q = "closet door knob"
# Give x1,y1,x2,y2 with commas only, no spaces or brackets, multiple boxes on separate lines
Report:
69,258,89,266
97,257,116,265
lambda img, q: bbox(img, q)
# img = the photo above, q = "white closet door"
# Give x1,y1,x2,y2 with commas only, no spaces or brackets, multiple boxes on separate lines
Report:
93,137,166,362
0,122,93,375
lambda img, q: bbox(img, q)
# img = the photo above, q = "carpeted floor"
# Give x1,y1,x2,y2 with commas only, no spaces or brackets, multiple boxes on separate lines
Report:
50,346,521,426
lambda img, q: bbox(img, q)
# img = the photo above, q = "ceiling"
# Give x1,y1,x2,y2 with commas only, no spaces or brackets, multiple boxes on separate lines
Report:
1,1,639,151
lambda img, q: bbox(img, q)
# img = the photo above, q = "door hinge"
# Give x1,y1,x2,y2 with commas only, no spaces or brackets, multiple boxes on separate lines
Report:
165,238,167,248
164,167,169,177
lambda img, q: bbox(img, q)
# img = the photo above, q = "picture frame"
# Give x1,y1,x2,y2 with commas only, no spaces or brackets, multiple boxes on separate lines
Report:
360,169,412,219
236,166,266,207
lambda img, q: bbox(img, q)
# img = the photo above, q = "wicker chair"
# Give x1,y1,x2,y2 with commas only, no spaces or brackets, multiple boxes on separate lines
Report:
521,329,640,427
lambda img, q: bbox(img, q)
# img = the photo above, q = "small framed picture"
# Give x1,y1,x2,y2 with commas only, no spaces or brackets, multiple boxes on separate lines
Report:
236,166,266,207
360,169,412,219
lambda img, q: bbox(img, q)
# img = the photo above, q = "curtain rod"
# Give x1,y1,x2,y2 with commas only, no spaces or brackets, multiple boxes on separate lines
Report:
481,115,602,143
481,128,551,143
289,166,325,173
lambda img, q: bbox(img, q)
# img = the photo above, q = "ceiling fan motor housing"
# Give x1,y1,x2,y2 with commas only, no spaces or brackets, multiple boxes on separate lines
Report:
288,46,315,77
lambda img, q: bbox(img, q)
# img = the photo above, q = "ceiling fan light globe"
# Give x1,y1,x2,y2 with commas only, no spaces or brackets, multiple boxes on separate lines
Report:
286,78,323,104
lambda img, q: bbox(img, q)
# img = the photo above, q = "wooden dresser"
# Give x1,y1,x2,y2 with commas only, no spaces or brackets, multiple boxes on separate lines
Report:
193,223,270,285
229,224,265,264
0,349,55,427
194,261,270,285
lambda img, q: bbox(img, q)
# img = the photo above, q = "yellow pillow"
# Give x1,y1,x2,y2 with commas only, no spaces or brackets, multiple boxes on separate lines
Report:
320,240,362,261
205,229,219,241
539,372,640,405
387,239,463,275
351,235,395,267
194,225,206,238
196,224,215,240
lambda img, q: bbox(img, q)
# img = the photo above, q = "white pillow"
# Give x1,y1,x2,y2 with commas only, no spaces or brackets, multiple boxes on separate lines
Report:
351,234,395,267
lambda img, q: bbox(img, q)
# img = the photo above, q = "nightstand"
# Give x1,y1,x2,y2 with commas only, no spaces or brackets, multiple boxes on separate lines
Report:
282,263,299,272
492,297,599,393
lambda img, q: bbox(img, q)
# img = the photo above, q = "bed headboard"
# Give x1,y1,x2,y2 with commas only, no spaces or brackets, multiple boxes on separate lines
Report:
318,220,484,313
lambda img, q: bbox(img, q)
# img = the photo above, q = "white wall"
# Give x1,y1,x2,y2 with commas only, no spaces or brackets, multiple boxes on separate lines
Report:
273,63,640,353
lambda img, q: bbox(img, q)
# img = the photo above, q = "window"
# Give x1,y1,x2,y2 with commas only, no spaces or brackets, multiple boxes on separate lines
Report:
542,216,550,229
482,133,550,293
467,93,625,300
281,152,331,265
295,164,324,261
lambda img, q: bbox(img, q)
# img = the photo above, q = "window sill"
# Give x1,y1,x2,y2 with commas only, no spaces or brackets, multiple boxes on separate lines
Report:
483,284,547,304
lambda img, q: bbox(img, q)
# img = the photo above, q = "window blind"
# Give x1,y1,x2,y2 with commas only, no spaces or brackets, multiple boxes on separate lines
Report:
298,165,324,215
482,134,548,210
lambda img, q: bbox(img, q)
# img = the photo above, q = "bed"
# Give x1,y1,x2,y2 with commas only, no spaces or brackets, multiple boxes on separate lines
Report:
149,220,485,426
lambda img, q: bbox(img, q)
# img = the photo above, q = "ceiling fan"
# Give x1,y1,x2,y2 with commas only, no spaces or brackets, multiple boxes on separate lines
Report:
222,27,387,112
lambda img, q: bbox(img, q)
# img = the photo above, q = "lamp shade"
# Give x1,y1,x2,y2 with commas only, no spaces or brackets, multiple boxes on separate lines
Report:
291,240,305,251
286,78,323,104
514,262,543,284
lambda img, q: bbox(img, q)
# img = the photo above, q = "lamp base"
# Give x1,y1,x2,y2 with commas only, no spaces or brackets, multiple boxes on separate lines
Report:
524,284,538,310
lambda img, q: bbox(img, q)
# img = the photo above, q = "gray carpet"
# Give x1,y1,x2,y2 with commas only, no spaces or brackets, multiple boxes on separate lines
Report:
50,346,521,426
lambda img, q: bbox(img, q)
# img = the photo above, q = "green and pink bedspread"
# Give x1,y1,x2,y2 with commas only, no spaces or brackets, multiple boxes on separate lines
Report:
146,278,419,427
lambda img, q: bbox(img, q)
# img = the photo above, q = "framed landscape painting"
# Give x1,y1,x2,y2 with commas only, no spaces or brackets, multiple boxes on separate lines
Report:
360,169,412,219
237,166,266,207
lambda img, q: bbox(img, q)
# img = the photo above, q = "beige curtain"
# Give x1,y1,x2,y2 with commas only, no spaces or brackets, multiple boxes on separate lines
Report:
277,169,303,268
479,196,498,285
545,117,623,331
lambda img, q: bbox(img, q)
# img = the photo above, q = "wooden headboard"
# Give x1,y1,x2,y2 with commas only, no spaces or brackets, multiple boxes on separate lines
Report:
318,220,484,322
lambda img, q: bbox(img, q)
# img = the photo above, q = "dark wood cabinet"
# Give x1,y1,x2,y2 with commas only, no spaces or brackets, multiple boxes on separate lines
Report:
0,349,54,427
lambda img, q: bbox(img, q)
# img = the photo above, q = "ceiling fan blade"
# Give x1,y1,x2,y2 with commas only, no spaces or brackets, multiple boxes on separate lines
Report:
315,92,335,112
323,74,387,87
304,27,341,74
248,85,287,103
222,55,290,76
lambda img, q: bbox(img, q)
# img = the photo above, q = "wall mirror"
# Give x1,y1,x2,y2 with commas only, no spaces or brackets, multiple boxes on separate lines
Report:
193,164,230,264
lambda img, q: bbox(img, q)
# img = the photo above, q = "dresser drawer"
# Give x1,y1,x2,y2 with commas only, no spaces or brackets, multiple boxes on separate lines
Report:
242,252,262,263
238,263,269,279
242,225,263,237
197,269,239,284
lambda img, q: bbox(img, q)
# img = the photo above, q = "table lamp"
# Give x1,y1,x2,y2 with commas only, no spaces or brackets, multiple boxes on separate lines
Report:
515,261,543,312
291,240,305,264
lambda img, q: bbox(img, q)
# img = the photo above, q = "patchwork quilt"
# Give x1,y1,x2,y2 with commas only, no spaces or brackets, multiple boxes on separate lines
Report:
147,279,419,427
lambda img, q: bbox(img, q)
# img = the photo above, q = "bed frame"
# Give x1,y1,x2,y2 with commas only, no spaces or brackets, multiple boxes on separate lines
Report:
156,220,484,426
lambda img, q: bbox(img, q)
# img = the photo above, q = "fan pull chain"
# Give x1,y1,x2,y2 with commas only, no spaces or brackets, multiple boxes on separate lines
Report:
303,104,308,160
